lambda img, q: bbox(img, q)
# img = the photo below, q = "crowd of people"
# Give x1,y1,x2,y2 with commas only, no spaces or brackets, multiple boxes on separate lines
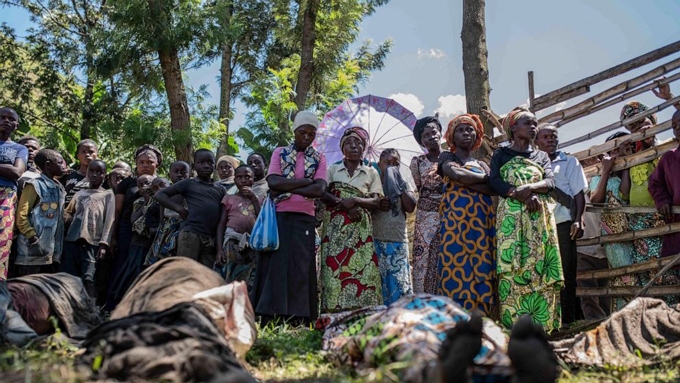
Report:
0,82,679,333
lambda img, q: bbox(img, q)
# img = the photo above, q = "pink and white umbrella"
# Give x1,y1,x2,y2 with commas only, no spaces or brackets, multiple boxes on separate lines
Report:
313,95,423,169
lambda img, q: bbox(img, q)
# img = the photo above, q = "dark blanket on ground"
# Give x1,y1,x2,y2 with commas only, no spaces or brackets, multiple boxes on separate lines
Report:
10,273,101,339
553,297,680,367
79,301,252,383
111,257,225,319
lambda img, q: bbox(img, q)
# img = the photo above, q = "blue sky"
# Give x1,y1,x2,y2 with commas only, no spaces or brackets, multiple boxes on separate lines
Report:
3,0,680,155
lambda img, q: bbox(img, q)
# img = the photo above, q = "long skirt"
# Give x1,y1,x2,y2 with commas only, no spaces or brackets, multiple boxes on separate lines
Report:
0,187,17,280
438,182,496,317
108,243,148,309
630,213,680,305
496,156,564,332
319,182,383,312
411,208,440,294
252,212,318,320
375,240,413,306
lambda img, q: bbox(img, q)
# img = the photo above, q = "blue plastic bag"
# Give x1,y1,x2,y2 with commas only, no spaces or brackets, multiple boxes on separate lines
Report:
248,197,279,252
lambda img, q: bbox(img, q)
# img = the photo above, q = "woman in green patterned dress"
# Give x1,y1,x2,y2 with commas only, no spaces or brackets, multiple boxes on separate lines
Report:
320,127,384,312
489,107,564,332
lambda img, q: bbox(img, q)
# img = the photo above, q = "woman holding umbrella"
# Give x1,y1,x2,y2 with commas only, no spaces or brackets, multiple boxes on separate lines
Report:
410,115,444,294
437,114,497,316
320,126,384,311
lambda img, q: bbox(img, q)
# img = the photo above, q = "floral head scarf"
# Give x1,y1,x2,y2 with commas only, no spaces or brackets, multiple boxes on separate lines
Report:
446,114,484,151
340,126,370,151
503,107,534,140
620,101,657,125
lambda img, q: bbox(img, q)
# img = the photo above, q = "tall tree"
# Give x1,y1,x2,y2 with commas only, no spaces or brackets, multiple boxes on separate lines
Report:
104,0,213,161
461,0,493,141
239,0,393,154
2,0,109,139
294,0,320,111
212,0,277,156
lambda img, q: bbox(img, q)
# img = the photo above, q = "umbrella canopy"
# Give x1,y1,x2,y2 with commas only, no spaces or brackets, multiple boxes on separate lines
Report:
313,95,423,169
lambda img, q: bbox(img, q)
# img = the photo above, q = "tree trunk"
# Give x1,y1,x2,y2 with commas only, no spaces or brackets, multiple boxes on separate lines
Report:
461,0,492,155
293,0,319,117
158,48,192,162
216,43,234,157
81,65,95,140
216,1,235,157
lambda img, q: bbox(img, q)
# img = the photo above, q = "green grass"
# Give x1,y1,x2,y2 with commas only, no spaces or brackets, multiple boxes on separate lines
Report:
1,322,678,382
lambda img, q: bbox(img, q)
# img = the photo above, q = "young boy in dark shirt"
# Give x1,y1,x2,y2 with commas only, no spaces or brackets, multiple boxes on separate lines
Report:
60,139,98,206
156,149,225,267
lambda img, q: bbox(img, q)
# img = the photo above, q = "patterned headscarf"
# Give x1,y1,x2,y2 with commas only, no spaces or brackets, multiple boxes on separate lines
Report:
413,115,442,146
340,126,370,151
217,155,240,169
503,107,534,140
134,144,163,167
446,114,484,151
620,101,657,125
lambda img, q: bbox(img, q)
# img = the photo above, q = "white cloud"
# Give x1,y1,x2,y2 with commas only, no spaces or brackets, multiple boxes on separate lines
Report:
434,94,467,125
390,93,425,117
417,48,447,59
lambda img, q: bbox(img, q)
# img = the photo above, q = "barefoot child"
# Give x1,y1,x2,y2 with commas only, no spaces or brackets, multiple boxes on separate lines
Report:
62,160,115,297
14,149,66,277
156,149,225,267
145,161,190,265
215,165,262,288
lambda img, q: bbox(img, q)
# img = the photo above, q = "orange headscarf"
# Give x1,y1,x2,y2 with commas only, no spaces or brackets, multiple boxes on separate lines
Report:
446,114,484,151
502,107,534,140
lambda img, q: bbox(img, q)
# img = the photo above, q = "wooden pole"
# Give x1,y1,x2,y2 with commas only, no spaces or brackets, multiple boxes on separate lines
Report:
633,252,680,299
528,71,535,109
532,86,589,113
556,72,680,128
576,254,679,280
570,120,670,161
462,0,494,155
532,40,680,111
586,205,680,214
577,285,680,297
582,139,678,178
540,58,680,124
559,94,680,149
577,221,680,247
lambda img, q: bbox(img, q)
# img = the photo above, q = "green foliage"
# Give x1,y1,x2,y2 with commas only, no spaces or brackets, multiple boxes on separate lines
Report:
238,0,394,154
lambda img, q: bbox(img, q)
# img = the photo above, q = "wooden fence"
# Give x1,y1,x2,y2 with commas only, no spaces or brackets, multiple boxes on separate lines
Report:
517,41,680,301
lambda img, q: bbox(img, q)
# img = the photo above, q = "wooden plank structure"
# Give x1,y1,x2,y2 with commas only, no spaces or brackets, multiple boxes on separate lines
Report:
526,40,680,302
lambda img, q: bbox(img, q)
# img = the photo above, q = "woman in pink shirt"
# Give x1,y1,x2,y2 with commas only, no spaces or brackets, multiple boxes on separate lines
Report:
251,111,327,325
